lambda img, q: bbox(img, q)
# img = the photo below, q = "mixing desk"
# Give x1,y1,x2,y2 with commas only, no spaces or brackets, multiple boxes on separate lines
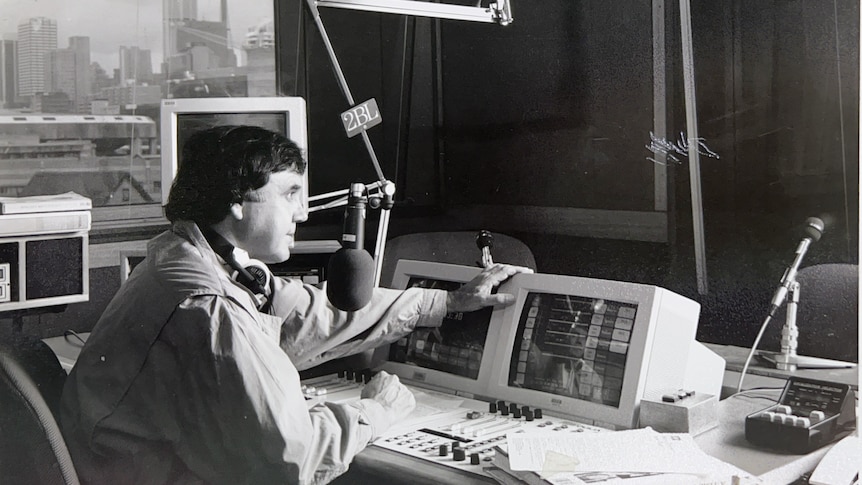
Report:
302,371,607,478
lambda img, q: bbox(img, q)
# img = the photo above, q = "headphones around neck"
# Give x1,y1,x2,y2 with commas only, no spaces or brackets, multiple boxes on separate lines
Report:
200,226,271,308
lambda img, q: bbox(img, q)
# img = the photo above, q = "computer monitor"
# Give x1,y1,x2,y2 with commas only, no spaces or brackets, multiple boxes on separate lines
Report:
160,97,309,207
378,260,496,395
484,273,725,430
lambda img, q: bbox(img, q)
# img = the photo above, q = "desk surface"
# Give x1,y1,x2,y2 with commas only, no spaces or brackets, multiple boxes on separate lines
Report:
340,345,858,485
45,337,856,484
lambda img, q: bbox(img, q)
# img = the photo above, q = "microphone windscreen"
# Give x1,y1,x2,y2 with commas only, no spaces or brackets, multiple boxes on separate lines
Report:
326,248,375,311
804,217,826,241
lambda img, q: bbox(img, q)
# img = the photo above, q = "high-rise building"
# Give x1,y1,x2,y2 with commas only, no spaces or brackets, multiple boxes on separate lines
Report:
0,34,17,108
119,46,154,85
16,17,58,98
163,0,235,79
44,36,91,113
163,0,199,64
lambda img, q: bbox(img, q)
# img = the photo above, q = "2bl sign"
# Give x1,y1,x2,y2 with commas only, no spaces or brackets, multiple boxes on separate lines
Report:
341,99,382,138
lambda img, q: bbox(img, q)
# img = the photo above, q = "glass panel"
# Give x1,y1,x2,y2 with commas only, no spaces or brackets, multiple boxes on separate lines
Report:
0,0,276,223
683,0,859,351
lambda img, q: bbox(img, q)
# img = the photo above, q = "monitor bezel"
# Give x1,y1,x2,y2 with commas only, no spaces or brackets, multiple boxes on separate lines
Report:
377,259,499,397
484,272,662,429
159,96,309,207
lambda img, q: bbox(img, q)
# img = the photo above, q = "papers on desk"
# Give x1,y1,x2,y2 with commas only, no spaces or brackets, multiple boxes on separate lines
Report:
492,428,762,485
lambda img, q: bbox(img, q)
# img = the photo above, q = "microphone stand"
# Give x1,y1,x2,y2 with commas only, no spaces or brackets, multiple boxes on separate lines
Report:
310,181,394,288
305,0,513,290
759,278,856,370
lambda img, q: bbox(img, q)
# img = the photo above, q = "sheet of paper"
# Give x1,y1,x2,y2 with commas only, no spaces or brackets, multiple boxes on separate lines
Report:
506,428,752,481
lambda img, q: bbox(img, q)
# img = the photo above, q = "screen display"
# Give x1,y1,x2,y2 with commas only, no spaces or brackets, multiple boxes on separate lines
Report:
388,277,492,380
176,112,289,164
508,292,638,407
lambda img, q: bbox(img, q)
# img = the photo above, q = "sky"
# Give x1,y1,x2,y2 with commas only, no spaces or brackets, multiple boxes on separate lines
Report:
0,0,273,72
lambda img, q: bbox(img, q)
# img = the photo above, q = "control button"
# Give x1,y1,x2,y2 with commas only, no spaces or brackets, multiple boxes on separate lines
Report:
438,444,448,456
451,441,461,449
760,411,775,421
534,409,543,419
524,410,534,422
453,448,466,461
521,405,531,414
794,417,811,428
512,408,522,419
497,400,507,412
509,403,519,414
775,405,792,415
500,406,509,416
489,402,498,413
769,412,783,423
470,453,480,465
809,410,826,423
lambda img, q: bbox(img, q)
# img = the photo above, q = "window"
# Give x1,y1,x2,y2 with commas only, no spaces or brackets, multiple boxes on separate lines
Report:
0,0,276,231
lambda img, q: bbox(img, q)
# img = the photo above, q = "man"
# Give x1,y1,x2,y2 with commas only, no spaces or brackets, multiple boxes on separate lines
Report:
60,125,531,484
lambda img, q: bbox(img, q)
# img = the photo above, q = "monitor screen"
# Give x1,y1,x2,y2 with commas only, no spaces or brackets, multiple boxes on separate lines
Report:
508,292,636,408
378,260,500,394
389,276,493,380
160,97,308,207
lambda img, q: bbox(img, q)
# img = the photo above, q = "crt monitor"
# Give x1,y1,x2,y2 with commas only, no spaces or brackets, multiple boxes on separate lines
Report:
484,273,725,430
377,260,497,395
160,97,309,207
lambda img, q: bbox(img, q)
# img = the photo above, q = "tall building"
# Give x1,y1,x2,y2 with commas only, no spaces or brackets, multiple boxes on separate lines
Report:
163,0,235,79
44,36,91,113
119,46,154,85
163,0,199,64
16,17,58,98
0,34,16,108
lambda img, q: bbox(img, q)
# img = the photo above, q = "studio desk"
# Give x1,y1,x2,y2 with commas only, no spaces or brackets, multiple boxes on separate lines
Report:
331,344,859,485
43,337,857,485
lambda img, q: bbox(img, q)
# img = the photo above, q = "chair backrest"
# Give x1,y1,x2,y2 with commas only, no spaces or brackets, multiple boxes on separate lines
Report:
0,333,80,485
766,263,859,363
380,231,538,288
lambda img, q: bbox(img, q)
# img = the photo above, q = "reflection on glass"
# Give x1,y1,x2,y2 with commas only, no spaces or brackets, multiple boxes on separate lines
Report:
0,0,275,210
389,277,492,380
508,292,636,407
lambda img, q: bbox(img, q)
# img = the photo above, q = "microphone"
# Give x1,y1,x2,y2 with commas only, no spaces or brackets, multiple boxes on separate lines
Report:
476,230,494,268
326,183,375,311
767,216,826,317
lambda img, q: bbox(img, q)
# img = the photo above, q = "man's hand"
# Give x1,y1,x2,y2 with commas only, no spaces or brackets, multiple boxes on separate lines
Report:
446,263,533,313
361,371,416,421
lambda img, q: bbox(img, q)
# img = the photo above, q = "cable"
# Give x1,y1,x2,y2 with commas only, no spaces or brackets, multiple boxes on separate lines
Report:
63,329,87,347
736,313,773,394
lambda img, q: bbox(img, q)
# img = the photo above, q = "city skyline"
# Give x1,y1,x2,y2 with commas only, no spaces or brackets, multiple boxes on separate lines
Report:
0,0,272,73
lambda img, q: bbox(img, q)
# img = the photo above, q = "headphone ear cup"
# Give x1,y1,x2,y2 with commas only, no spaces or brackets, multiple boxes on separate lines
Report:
231,259,271,298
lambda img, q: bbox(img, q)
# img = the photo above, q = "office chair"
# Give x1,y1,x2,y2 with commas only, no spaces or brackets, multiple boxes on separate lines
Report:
0,333,80,485
765,263,859,363
379,231,538,288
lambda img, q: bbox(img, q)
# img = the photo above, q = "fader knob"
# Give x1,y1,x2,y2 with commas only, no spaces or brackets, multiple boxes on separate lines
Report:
524,410,534,421
534,408,543,419
470,453,480,465
438,444,448,456
512,408,522,419
489,402,498,413
453,448,466,462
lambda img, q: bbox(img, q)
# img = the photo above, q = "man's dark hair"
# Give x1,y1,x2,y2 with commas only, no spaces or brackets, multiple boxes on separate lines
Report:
164,125,306,225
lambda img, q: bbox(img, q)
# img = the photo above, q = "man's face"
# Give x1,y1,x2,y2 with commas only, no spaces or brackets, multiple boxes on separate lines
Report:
231,170,308,263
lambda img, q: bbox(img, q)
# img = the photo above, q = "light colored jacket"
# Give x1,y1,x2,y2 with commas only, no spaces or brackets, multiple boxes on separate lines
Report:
60,221,447,485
